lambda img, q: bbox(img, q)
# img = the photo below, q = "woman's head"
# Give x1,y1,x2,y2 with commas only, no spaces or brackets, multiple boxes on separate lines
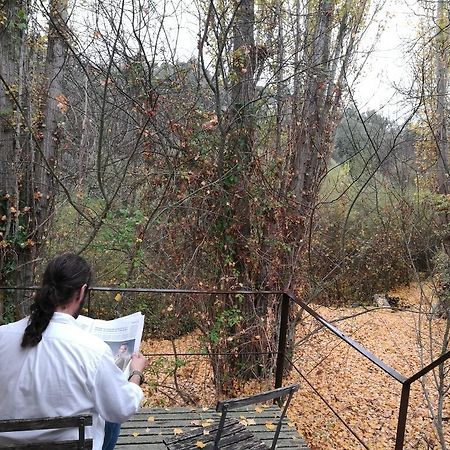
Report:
21,253,92,348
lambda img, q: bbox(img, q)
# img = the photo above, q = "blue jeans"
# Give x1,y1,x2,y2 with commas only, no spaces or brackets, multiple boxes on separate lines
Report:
102,422,121,450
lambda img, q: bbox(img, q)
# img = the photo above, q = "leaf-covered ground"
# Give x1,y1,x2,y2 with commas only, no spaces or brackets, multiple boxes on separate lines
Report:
140,284,449,449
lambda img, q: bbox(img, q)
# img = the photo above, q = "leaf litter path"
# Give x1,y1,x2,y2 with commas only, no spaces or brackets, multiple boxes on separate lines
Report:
139,284,449,449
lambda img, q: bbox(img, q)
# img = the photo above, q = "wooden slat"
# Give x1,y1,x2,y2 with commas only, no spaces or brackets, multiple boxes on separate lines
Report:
116,407,309,450
164,418,265,449
0,415,93,450
0,416,92,432
0,440,93,450
164,418,243,444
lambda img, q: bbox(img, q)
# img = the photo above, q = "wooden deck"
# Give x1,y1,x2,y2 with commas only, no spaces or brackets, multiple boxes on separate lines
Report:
116,406,309,449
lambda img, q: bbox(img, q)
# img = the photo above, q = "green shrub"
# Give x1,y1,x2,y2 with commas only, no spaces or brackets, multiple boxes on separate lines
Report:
309,183,438,305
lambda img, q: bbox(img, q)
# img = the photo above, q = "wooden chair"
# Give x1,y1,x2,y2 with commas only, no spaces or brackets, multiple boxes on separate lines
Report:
0,415,93,449
164,384,299,450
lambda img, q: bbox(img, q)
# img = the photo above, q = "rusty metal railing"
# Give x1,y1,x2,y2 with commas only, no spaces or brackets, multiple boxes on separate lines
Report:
280,290,450,450
2,286,449,449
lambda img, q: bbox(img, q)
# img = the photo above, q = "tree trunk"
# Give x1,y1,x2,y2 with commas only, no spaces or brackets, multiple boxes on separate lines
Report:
225,0,255,286
264,0,366,372
35,0,68,237
431,5,450,447
16,0,68,318
435,0,450,257
0,0,29,320
433,0,450,318
198,0,369,390
0,0,68,320
436,0,450,192
218,0,265,385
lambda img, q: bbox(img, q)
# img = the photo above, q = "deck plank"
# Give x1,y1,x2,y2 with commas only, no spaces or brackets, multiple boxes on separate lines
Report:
116,407,309,449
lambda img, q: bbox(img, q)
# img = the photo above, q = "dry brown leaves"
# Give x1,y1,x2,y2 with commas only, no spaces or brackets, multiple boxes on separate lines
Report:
140,330,217,407
140,283,449,449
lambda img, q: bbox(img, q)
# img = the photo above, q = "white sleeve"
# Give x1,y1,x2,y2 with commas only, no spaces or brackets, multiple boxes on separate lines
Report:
92,350,144,423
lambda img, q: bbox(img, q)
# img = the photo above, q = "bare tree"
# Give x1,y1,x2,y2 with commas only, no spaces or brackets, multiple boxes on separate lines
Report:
0,0,71,318
0,0,34,318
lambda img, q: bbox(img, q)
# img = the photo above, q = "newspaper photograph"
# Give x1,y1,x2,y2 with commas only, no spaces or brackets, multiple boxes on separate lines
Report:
76,312,145,376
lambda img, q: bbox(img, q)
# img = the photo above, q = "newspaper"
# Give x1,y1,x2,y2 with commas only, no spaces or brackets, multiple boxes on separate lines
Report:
76,312,145,377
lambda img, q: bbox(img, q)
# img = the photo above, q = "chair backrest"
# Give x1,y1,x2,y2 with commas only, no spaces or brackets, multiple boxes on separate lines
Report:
214,384,299,450
0,415,93,450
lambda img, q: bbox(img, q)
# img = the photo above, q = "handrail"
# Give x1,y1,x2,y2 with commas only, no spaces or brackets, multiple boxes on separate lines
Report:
282,290,450,450
406,349,450,384
284,291,407,383
0,286,283,295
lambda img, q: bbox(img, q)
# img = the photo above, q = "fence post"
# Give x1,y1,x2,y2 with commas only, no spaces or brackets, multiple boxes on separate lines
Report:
86,288,92,317
275,292,290,389
395,383,411,450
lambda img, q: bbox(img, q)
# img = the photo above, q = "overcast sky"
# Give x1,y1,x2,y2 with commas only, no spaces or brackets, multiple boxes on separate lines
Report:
166,0,424,118
69,0,424,120
352,0,422,118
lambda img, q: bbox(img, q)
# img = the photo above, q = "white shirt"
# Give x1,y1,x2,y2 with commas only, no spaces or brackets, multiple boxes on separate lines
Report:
0,312,143,449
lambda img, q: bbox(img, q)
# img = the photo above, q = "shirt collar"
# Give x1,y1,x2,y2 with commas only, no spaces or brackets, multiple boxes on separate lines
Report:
51,312,77,325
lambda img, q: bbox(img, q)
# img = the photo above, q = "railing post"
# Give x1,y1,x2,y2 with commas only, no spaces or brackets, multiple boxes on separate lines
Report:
395,383,411,450
275,292,290,389
86,288,92,318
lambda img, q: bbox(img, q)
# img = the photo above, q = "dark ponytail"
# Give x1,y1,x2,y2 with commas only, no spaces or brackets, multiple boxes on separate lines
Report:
21,253,92,348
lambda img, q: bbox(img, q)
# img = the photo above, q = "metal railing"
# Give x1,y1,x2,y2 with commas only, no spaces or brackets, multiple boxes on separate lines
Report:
279,290,450,449
1,285,449,449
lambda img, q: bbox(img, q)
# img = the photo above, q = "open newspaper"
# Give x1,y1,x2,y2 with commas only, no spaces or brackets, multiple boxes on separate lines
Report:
76,312,145,378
